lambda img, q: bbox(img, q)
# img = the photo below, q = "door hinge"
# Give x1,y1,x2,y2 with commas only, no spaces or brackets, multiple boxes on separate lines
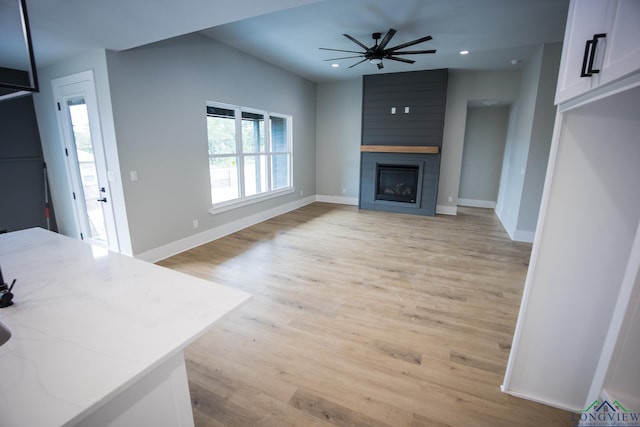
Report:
72,192,76,200
80,232,84,240
65,148,69,156
57,102,61,111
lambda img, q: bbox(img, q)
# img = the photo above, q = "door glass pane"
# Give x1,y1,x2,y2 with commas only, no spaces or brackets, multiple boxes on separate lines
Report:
68,97,108,244
210,156,239,203
244,155,267,196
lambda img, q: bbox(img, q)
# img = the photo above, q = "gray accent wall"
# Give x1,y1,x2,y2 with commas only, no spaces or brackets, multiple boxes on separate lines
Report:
361,69,448,147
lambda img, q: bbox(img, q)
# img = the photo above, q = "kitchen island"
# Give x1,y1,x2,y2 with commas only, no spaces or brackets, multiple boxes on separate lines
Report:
0,228,250,427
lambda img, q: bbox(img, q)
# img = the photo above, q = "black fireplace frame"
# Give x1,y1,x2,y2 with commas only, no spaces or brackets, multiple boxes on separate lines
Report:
372,160,424,209
374,162,423,205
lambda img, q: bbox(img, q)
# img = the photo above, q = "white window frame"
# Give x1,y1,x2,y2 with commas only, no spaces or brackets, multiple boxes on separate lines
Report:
206,101,293,215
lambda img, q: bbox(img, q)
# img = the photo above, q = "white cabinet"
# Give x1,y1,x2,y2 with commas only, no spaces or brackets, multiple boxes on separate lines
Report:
555,0,640,104
600,0,640,86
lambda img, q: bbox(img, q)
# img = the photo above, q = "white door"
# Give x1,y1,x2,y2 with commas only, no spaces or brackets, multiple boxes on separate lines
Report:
53,71,119,252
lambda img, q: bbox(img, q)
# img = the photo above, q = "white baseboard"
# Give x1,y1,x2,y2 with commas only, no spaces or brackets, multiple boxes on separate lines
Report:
136,196,316,263
501,386,581,413
436,205,457,215
315,195,359,206
458,198,497,209
513,229,535,243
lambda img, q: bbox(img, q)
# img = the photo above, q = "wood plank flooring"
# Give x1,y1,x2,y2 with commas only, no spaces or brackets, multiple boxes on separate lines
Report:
158,203,573,426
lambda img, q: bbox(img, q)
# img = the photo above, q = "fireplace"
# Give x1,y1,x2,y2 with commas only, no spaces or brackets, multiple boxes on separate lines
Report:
376,164,419,203
359,152,438,216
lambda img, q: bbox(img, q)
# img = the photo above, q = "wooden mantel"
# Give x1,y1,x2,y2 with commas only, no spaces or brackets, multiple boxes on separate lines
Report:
360,145,439,154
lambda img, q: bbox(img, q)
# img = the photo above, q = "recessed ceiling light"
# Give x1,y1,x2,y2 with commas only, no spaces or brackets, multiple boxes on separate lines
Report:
331,63,340,68
460,50,470,55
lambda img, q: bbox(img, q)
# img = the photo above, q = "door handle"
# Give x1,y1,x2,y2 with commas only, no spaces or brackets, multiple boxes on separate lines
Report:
97,197,107,203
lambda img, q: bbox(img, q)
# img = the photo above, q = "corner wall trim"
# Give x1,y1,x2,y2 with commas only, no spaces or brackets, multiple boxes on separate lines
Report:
135,196,316,263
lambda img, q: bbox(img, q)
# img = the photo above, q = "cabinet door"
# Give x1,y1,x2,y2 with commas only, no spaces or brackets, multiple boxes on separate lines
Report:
600,0,640,86
555,0,609,104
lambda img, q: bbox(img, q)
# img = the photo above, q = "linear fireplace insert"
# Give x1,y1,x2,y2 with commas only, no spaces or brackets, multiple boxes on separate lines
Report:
375,164,420,203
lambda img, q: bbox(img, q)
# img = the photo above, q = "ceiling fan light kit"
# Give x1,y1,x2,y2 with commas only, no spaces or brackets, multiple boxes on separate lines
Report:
320,28,436,70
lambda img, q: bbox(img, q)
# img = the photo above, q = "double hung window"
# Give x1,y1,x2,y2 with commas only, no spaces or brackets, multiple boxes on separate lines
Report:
206,103,292,210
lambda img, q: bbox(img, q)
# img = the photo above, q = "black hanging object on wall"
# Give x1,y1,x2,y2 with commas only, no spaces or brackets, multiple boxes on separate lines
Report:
0,0,39,100
320,28,436,70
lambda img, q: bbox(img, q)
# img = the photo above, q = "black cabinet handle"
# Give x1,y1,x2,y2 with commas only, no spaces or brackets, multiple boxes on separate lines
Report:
97,197,107,203
581,39,594,77
581,33,606,78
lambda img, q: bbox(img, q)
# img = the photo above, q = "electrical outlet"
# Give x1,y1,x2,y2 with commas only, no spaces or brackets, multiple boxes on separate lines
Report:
300,190,304,196
192,219,198,229
342,188,347,194
448,196,453,203
130,171,138,181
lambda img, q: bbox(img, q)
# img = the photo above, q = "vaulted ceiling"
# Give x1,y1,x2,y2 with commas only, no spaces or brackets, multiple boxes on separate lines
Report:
3,0,569,83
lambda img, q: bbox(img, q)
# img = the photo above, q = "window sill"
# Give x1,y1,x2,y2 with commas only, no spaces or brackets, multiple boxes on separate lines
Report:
208,187,295,215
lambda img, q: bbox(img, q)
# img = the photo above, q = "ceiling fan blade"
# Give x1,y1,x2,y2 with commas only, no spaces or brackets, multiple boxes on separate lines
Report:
377,28,397,50
319,47,365,54
323,55,365,61
386,35,433,52
391,49,437,55
348,58,369,68
386,56,415,64
343,34,370,51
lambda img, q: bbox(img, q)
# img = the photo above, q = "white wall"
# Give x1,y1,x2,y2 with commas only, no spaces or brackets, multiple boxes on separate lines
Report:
104,33,317,255
458,106,509,207
315,79,362,203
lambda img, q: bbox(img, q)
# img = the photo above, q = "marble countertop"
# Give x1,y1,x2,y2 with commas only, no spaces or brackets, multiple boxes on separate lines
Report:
0,228,250,427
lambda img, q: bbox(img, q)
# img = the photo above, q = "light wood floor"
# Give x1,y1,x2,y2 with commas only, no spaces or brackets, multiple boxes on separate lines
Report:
158,203,573,426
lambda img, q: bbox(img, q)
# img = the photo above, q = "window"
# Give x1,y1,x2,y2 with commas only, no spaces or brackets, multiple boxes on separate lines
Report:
207,103,292,210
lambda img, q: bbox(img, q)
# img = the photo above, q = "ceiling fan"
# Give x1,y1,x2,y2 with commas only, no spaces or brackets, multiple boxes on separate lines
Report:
320,28,436,70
